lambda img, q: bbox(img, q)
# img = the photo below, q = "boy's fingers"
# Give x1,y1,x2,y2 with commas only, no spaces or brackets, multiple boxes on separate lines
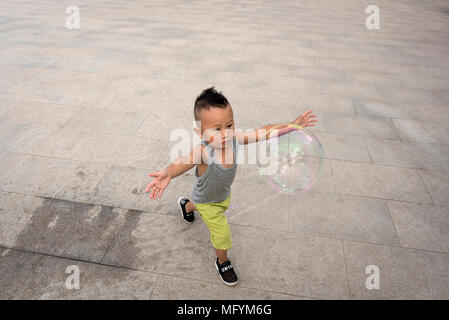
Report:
149,172,159,177
145,181,155,193
300,110,312,118
157,188,164,198
150,187,158,199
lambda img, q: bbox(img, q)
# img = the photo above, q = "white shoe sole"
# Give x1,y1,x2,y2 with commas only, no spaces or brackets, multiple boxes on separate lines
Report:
177,197,193,224
215,261,238,286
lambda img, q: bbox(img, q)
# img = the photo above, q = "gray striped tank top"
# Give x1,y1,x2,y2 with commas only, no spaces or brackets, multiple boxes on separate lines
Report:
190,137,238,204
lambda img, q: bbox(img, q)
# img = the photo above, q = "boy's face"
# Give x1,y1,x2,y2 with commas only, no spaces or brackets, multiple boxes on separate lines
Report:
197,104,235,149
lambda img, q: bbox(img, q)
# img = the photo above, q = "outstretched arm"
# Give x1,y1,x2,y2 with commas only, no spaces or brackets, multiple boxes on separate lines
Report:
146,144,204,199
236,110,317,145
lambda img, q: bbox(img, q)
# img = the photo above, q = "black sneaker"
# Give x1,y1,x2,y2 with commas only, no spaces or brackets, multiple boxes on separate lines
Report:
177,197,194,224
215,258,238,286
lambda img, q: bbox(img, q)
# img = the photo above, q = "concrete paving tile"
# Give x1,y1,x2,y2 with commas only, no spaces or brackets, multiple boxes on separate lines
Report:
230,226,349,299
316,95,355,114
320,81,382,101
101,210,218,281
61,107,147,136
27,127,92,159
108,78,175,113
0,151,28,183
103,210,349,298
376,85,444,105
352,98,422,120
1,0,449,300
0,120,55,153
323,113,399,140
0,99,19,117
0,249,44,300
151,275,308,300
418,170,449,207
227,172,289,232
18,255,157,300
288,191,399,245
88,165,197,213
253,103,325,133
227,97,256,131
313,132,371,163
134,111,195,141
393,119,449,146
245,157,335,195
4,196,128,262
0,120,91,158
388,201,449,253
343,241,449,299
72,133,168,168
415,104,449,124
0,192,44,247
0,100,77,127
331,160,433,204
1,156,110,203
365,137,449,172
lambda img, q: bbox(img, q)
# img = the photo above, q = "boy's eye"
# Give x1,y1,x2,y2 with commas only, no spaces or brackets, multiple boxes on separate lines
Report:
227,124,233,128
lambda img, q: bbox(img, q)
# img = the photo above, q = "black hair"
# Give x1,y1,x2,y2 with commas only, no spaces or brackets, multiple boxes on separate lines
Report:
194,87,229,121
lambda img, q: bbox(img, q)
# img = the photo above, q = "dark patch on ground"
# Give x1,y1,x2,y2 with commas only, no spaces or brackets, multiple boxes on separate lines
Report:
0,196,144,299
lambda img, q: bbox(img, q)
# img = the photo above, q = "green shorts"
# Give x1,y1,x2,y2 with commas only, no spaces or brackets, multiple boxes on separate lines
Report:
195,193,232,250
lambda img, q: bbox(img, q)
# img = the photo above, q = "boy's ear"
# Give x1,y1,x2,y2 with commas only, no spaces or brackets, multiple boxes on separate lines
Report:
193,119,202,138
193,126,202,138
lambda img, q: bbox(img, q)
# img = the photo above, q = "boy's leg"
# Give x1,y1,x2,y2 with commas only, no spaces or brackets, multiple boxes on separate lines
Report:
215,248,228,265
186,201,196,212
178,197,195,223
196,197,237,286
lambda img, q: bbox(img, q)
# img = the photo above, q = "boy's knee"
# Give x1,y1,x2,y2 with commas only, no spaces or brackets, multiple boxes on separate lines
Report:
211,224,232,250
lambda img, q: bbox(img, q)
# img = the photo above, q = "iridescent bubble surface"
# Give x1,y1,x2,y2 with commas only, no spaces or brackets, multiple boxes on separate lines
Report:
257,124,323,193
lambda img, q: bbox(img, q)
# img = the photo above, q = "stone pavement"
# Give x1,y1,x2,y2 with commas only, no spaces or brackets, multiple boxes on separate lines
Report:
0,0,448,300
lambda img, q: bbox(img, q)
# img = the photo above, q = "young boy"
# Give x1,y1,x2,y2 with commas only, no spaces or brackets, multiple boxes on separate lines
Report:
146,87,316,286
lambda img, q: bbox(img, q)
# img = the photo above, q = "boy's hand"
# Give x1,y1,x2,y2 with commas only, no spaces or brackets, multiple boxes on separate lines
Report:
293,110,317,128
146,169,171,200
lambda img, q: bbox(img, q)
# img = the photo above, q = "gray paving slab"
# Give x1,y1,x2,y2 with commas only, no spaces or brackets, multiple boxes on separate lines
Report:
313,132,371,163
151,275,309,300
101,210,350,299
3,196,128,263
18,255,158,299
387,201,449,253
393,119,449,146
1,0,448,300
343,240,449,299
352,98,423,121
365,137,449,172
61,107,147,136
245,158,335,195
323,112,400,140
0,120,56,154
0,249,44,300
0,151,28,183
227,171,289,232
331,160,433,204
1,155,110,203
418,170,449,207
230,226,349,299
88,164,198,213
288,191,399,246
72,133,168,168
0,191,44,248
0,100,76,127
